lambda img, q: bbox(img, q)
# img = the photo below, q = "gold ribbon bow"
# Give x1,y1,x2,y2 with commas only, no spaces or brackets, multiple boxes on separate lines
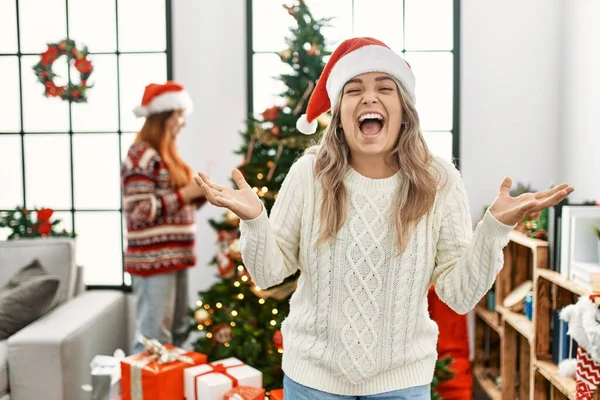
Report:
138,336,195,365
131,336,195,400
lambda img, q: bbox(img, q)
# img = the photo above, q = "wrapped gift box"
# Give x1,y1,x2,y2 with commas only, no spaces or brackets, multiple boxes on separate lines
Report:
224,385,265,400
90,349,125,400
269,389,283,400
121,338,207,400
183,357,262,400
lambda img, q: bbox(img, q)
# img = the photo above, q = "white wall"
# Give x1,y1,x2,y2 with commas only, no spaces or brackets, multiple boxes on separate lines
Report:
559,0,600,202
171,1,247,306
459,0,564,359
460,0,562,221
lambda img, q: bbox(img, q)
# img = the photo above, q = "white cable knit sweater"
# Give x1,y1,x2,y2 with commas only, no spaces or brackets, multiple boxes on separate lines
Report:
239,153,514,396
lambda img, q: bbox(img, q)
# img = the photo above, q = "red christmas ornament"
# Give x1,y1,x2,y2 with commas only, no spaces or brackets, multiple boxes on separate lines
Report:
261,106,281,122
273,330,283,351
212,323,232,344
216,254,235,278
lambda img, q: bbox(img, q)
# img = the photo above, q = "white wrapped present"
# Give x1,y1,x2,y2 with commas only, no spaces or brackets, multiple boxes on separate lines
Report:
89,349,125,400
183,357,262,400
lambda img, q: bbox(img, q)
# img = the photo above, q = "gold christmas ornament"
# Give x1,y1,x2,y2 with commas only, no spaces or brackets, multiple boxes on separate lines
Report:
226,210,240,226
229,239,240,255
306,43,320,56
279,48,292,62
194,308,210,324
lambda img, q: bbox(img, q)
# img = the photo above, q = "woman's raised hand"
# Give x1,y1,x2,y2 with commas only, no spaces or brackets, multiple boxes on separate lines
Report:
195,169,263,221
489,177,574,226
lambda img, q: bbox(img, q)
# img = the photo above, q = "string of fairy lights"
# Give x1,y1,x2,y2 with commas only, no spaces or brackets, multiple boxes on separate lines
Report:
194,265,283,354
253,168,277,200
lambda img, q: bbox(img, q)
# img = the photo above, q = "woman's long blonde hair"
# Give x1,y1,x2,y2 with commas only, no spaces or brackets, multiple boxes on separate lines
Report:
135,111,193,188
308,77,441,253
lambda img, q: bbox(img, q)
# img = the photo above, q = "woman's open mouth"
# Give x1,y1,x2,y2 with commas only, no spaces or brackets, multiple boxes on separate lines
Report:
358,112,384,136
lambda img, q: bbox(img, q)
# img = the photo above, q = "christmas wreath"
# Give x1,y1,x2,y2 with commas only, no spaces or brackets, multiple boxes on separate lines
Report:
33,38,93,103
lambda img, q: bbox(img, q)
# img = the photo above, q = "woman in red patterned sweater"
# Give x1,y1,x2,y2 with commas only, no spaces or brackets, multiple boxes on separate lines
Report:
122,81,206,353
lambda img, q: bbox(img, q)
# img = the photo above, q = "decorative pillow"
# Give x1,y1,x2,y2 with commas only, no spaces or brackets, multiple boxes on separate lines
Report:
7,258,48,288
0,275,60,339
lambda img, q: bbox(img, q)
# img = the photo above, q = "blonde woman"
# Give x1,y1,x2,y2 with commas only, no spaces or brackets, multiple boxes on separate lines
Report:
197,38,572,399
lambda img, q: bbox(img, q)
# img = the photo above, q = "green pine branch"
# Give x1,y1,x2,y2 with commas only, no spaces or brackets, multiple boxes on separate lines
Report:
431,356,455,400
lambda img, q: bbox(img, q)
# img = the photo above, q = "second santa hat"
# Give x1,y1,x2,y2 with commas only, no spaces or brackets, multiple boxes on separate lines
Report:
296,37,416,135
133,81,193,118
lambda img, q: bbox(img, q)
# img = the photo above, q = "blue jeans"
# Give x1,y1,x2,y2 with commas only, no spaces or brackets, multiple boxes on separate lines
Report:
283,376,431,399
131,269,189,354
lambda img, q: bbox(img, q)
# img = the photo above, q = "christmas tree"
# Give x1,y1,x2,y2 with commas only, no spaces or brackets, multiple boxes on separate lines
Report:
190,1,454,396
190,0,328,392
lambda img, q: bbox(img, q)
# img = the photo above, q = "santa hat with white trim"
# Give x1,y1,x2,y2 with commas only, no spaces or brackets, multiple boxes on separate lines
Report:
133,81,193,118
296,37,416,135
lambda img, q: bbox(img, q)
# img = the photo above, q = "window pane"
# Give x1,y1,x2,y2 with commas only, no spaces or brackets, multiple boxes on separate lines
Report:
405,0,453,51
404,52,453,131
118,0,166,52
253,0,295,52
120,132,137,161
18,0,67,53
75,211,123,286
71,55,118,132
0,57,21,132
354,0,404,51
24,134,72,209
0,228,12,241
119,54,167,133
69,0,117,52
309,1,353,52
124,271,131,286
52,210,73,236
252,53,292,115
73,134,121,209
0,135,23,208
21,55,69,132
0,0,17,53
423,131,453,163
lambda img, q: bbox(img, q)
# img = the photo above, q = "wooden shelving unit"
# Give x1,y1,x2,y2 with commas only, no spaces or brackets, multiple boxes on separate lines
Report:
474,365,502,400
473,230,600,400
497,305,534,343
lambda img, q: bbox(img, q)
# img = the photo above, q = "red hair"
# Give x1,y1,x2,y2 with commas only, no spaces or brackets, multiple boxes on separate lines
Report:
135,111,193,188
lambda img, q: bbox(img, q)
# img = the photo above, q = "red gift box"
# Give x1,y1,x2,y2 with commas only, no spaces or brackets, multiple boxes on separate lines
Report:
120,337,206,400
224,385,265,400
269,389,283,400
